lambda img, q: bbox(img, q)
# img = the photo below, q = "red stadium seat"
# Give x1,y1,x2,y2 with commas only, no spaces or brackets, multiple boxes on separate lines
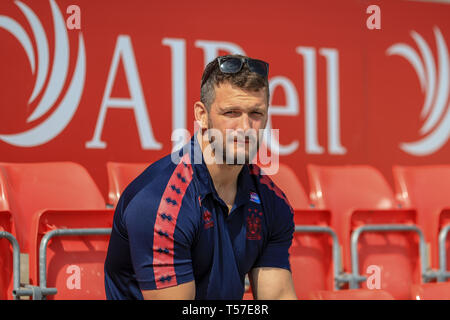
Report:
393,165,450,273
0,170,16,300
252,165,387,300
291,209,336,299
261,164,339,298
106,162,148,207
411,281,450,300
32,210,112,299
0,162,113,299
244,165,340,299
310,288,394,300
307,164,427,299
0,210,15,300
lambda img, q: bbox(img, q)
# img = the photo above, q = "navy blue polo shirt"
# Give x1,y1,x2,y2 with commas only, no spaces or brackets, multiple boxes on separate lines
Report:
104,135,295,300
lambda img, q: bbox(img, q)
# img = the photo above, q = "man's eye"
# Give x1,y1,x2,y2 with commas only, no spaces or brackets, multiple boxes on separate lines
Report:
224,111,239,116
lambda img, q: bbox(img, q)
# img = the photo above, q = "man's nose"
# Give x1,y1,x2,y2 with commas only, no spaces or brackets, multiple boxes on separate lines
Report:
238,113,251,131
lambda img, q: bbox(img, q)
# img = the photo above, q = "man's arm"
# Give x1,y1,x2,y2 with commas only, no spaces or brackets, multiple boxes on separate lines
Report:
141,280,196,300
249,267,297,300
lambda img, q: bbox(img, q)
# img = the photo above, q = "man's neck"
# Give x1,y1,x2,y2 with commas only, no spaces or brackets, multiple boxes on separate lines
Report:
197,132,242,208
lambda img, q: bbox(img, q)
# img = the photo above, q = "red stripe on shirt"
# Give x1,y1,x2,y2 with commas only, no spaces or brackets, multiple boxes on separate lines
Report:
152,153,193,289
250,165,293,214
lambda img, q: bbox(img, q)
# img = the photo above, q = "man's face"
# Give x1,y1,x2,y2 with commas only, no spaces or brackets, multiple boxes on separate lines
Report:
206,82,268,165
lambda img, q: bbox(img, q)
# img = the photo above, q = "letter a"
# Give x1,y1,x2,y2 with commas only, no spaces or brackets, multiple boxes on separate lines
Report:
66,265,81,290
86,35,162,150
366,265,381,289
366,5,381,30
66,5,81,30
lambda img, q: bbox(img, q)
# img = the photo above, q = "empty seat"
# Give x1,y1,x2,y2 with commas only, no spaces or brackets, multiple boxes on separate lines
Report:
307,164,424,299
292,207,396,300
0,170,15,300
0,162,113,299
310,288,394,300
307,164,399,238
290,209,336,299
34,210,112,299
393,165,450,270
411,281,450,300
106,162,148,207
260,163,336,298
0,210,14,300
258,164,384,300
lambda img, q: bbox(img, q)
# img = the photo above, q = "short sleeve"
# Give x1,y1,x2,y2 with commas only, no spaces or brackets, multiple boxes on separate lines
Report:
253,200,294,271
124,187,197,291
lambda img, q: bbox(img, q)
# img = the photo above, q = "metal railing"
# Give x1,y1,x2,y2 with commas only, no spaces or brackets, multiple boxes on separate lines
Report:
438,225,450,282
295,225,355,290
13,227,111,300
349,224,437,289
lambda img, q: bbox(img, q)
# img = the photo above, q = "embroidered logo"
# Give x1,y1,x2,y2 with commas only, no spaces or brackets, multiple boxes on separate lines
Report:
250,192,261,204
246,212,262,240
203,209,214,229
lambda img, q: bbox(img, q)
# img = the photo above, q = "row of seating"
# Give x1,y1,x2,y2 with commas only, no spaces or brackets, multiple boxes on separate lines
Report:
0,162,113,300
0,161,449,300
260,163,450,300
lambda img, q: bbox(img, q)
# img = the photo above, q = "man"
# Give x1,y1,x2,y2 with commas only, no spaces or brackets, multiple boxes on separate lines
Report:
104,54,297,300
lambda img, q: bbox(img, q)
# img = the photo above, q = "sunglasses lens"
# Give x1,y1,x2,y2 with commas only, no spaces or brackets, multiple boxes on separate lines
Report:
220,58,243,73
248,60,268,77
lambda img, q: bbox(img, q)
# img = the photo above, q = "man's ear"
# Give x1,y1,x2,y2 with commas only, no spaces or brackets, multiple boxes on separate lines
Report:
194,101,209,130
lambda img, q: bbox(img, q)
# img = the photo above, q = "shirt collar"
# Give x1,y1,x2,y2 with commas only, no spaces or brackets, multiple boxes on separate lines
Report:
187,134,254,207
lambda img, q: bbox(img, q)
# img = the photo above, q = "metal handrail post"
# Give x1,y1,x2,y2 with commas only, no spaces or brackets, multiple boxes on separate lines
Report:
438,225,450,282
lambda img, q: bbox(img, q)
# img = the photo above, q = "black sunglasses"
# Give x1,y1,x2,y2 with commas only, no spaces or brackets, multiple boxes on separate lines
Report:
201,56,269,87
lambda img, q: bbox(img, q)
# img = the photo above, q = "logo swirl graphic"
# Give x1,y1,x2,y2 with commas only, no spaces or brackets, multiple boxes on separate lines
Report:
387,27,450,156
0,0,85,147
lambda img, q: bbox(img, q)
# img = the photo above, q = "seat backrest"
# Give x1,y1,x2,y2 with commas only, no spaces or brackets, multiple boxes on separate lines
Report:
261,163,310,210
36,210,112,300
308,164,397,211
307,165,423,299
106,162,148,207
0,211,13,300
393,165,450,237
290,210,335,299
350,209,421,299
393,165,450,269
307,164,397,232
0,162,106,252
393,165,450,210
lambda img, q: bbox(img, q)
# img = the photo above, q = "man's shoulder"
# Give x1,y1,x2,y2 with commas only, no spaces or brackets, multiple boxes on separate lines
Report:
248,164,294,214
121,154,176,204
118,152,200,236
120,151,198,218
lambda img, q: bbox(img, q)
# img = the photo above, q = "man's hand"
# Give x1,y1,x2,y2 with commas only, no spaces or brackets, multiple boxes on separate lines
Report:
141,280,195,300
249,267,297,300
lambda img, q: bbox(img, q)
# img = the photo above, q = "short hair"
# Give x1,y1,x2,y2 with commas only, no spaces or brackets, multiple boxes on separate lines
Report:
200,54,270,110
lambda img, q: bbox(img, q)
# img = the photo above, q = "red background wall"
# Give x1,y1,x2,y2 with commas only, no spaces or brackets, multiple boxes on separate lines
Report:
1,0,449,201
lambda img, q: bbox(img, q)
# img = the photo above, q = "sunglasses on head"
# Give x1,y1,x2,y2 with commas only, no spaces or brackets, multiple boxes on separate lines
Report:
201,56,269,87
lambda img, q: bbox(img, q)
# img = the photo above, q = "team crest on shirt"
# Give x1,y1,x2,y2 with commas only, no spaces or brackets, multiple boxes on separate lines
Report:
246,211,262,240
203,209,214,230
